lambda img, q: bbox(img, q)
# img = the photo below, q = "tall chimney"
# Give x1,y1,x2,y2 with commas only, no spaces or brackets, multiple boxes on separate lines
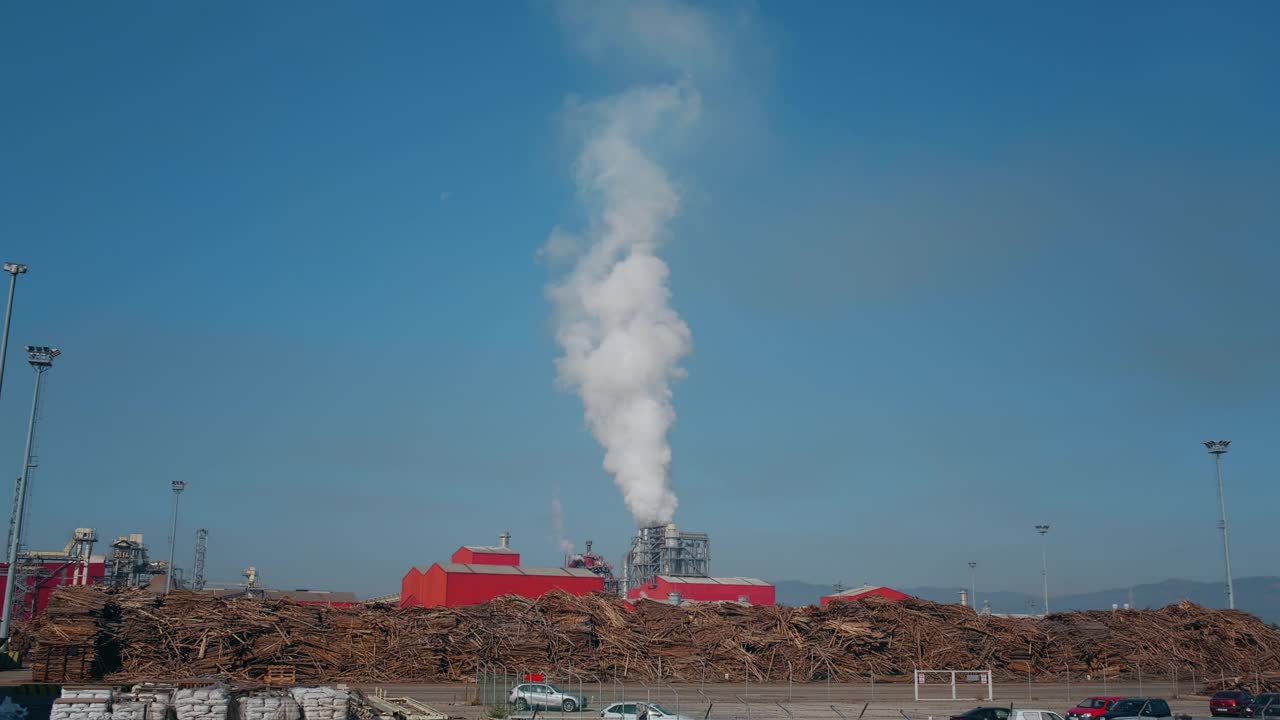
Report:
499,531,511,549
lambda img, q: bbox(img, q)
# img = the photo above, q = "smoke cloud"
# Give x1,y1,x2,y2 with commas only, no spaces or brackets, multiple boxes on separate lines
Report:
551,497,575,555
548,1,712,527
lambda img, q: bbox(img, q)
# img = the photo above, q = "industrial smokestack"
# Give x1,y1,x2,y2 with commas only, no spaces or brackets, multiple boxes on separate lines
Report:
499,531,511,549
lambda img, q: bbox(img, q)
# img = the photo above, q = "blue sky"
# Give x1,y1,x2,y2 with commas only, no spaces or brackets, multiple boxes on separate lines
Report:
0,1,1276,599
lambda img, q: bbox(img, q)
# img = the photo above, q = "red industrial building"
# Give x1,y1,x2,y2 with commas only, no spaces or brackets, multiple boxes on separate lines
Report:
820,585,910,606
401,534,604,608
627,576,775,606
0,558,106,620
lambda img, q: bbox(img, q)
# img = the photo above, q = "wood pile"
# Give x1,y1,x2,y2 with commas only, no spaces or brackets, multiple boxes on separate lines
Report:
25,587,1280,686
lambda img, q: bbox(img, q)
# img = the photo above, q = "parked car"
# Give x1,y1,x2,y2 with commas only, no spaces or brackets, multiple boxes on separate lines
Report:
1068,697,1124,720
1100,698,1172,720
1247,695,1280,718
951,709,1013,720
1007,710,1068,720
1213,692,1258,718
509,683,588,712
599,703,692,720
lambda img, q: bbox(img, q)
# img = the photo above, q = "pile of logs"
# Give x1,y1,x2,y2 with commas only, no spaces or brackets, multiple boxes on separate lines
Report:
25,587,1280,688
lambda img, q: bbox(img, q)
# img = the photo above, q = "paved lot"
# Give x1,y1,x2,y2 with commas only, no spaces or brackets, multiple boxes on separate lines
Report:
0,672,1222,720
361,682,1214,720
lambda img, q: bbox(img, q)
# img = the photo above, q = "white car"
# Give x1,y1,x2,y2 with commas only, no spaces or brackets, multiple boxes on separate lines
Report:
599,703,691,720
1005,711,1068,720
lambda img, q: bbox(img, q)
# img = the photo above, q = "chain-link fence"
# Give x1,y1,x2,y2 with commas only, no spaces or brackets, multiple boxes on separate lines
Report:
461,667,1259,720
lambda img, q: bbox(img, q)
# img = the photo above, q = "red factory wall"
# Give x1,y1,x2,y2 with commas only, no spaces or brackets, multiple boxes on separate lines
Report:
400,567,424,608
820,586,910,606
450,548,520,566
401,564,604,608
0,560,106,619
629,577,776,606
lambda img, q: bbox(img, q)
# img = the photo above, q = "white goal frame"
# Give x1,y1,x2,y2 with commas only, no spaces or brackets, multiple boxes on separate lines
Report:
913,669,994,701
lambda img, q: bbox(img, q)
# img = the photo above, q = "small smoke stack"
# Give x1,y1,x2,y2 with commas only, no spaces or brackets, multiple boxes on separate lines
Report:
499,531,511,549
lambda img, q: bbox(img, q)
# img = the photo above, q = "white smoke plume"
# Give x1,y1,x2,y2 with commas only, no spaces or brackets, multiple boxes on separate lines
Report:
551,497,575,555
548,1,712,527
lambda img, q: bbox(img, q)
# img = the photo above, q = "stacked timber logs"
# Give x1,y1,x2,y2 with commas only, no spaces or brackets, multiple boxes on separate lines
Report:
25,587,1280,687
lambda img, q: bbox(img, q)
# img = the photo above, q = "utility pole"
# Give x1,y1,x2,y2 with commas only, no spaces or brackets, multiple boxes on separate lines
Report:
0,263,28,406
165,481,186,594
1204,441,1235,609
968,561,978,610
1035,524,1050,615
1,345,59,645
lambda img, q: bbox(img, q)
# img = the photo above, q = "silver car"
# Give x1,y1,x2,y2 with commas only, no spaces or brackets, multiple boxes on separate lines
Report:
509,683,588,712
600,703,692,720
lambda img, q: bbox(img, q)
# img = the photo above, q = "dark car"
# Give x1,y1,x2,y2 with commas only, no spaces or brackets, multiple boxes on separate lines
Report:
950,709,1012,720
1247,695,1280,718
1214,692,1256,718
1099,698,1172,720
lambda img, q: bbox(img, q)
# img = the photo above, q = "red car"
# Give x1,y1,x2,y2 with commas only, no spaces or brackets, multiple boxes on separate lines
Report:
1212,691,1256,717
1067,697,1124,720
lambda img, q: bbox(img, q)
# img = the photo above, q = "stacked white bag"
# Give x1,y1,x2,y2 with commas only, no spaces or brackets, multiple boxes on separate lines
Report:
236,693,300,720
287,688,350,720
111,689,171,720
112,699,166,720
173,686,232,720
52,689,112,720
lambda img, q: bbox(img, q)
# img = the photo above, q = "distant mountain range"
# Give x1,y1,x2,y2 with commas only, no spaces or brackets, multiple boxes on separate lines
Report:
771,576,1280,625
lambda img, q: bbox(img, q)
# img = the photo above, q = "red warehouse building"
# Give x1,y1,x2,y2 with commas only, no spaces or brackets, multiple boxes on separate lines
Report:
401,534,604,608
820,585,910,606
0,558,106,620
627,576,775,606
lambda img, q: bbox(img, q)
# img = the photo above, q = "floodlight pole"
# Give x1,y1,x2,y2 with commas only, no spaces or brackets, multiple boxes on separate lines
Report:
968,562,977,610
166,480,186,594
0,263,29,405
0,345,58,646
1035,525,1050,615
1204,441,1235,609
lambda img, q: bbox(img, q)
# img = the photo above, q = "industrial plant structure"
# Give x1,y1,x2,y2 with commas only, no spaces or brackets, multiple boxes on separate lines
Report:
565,540,619,594
620,523,775,605
620,523,710,593
400,533,603,608
106,533,169,589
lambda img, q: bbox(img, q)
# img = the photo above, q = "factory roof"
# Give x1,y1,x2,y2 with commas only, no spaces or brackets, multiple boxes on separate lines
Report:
438,563,599,578
267,590,359,603
826,585,908,598
656,576,772,586
461,545,519,554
